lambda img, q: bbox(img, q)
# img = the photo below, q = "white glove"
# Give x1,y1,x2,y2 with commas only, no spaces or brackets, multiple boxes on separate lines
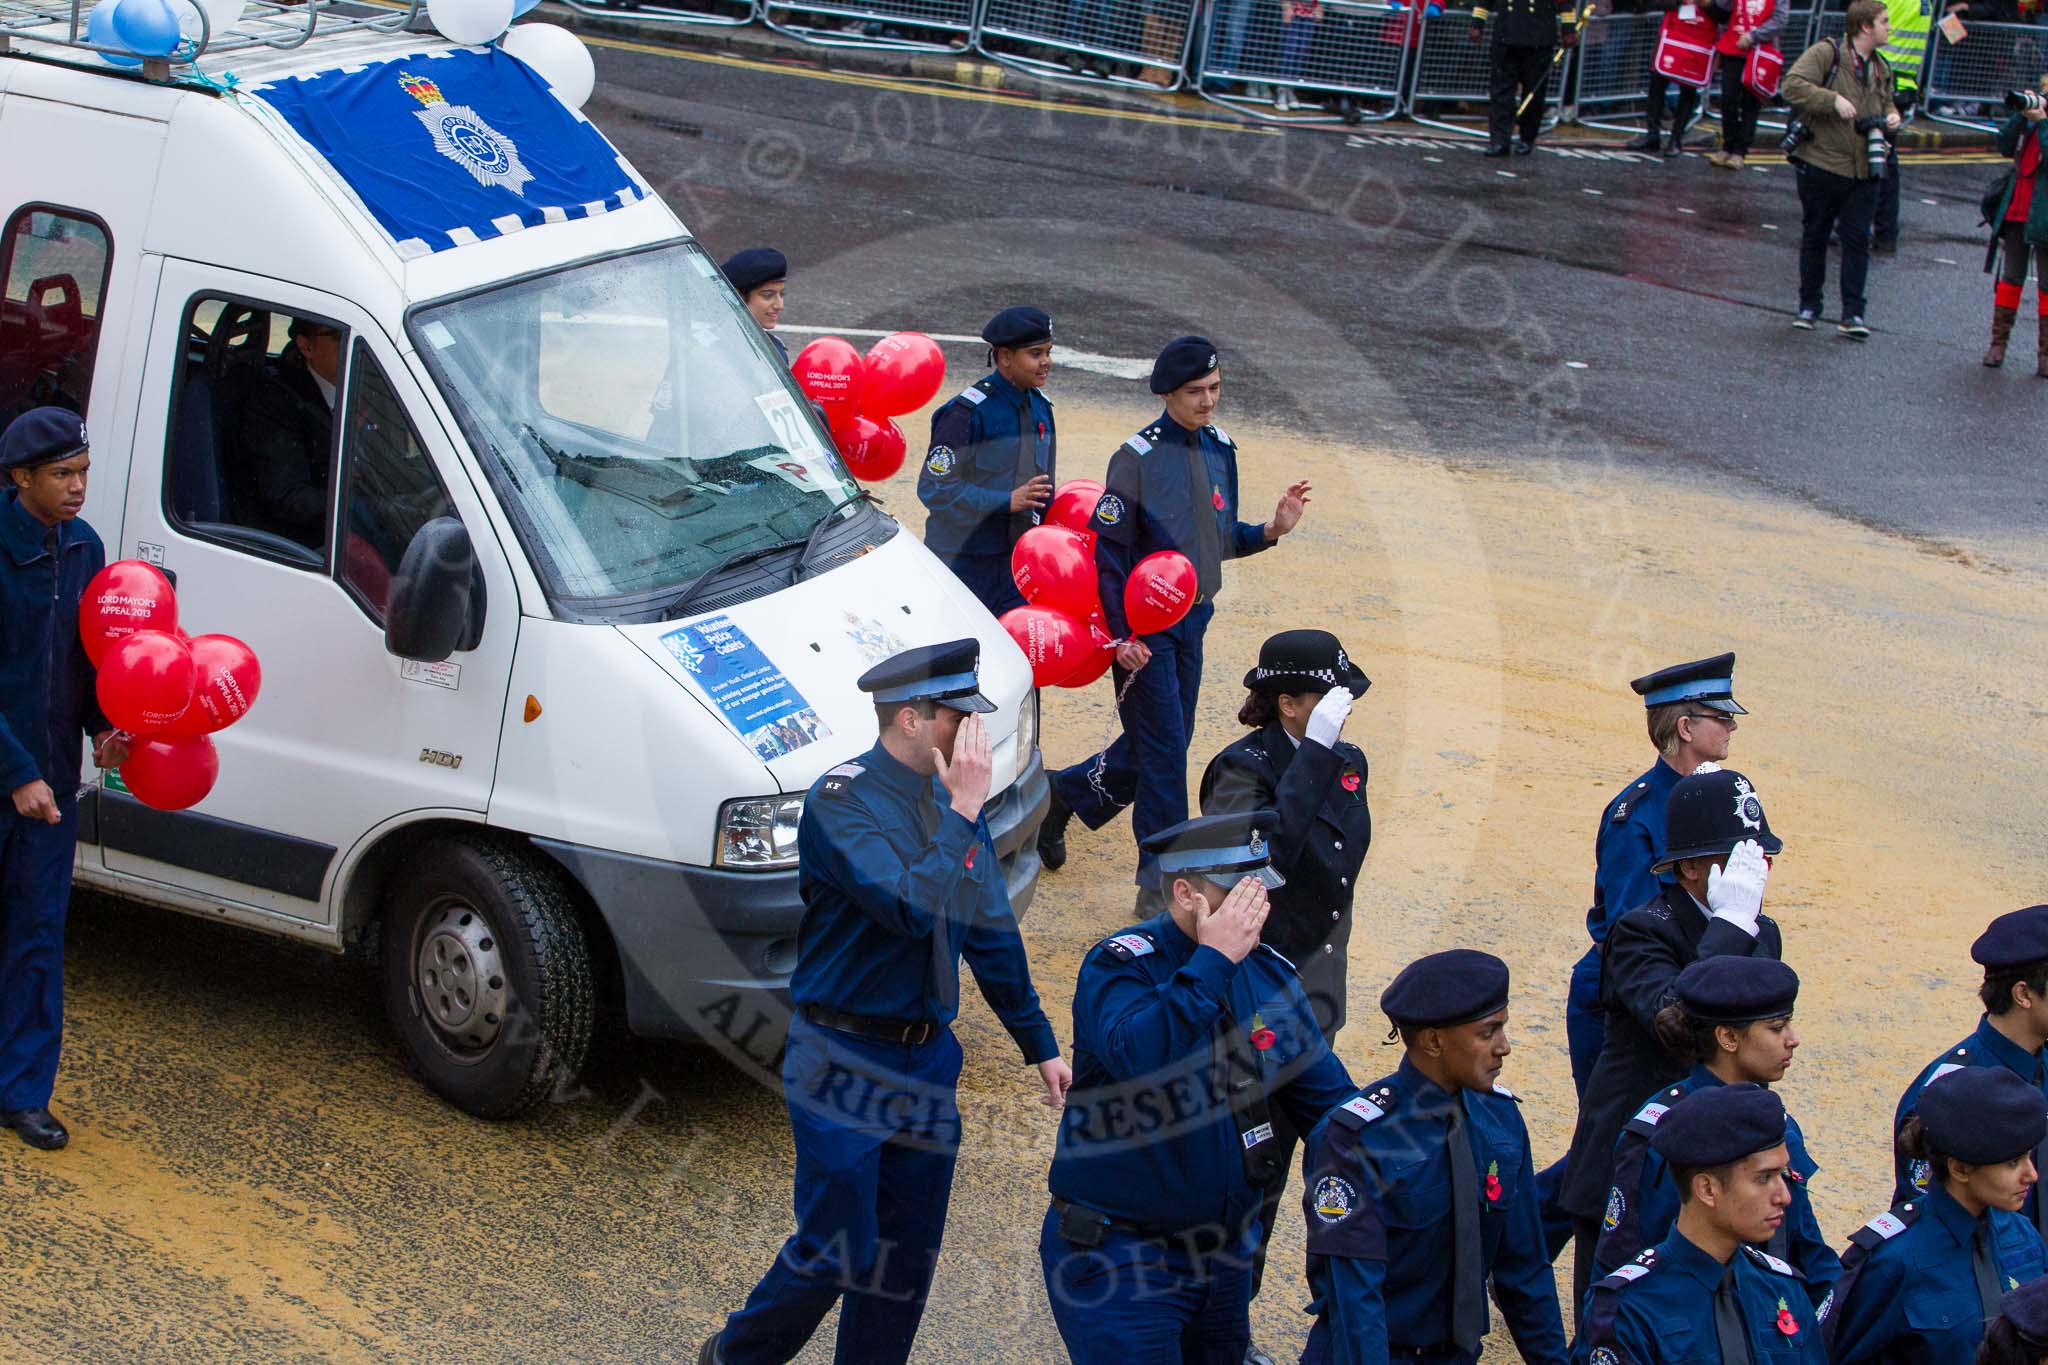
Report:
1305,687,1352,749
1705,839,1768,936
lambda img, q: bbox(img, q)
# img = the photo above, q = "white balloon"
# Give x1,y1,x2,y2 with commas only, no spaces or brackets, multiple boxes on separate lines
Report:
427,0,512,48
499,22,595,110
173,0,246,45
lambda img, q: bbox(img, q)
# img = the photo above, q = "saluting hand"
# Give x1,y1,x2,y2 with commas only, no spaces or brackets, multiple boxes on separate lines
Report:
1265,480,1313,541
1036,1056,1074,1109
1196,876,1270,964
934,712,994,823
1010,474,1055,514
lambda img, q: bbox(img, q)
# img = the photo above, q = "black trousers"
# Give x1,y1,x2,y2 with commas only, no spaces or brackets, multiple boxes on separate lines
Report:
1874,142,1902,241
1489,42,1555,147
1999,220,2048,287
1646,72,1701,135
1797,160,1880,317
1719,58,1760,155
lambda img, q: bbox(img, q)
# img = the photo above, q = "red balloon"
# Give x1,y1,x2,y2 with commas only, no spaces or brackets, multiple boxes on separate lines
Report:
998,605,1089,689
1124,551,1199,636
1056,612,1118,688
792,338,865,421
119,734,218,812
1010,526,1101,620
860,332,947,418
79,560,177,667
163,634,262,737
835,414,907,482
97,630,197,736
1046,479,1105,536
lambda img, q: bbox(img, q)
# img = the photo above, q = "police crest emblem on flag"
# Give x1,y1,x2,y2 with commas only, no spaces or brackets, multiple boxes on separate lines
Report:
400,70,534,195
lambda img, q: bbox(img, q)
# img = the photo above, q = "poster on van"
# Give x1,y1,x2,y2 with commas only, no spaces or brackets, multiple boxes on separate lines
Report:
659,616,832,762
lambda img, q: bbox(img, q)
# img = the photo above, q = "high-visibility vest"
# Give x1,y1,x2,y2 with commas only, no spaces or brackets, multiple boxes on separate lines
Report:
1879,0,1929,94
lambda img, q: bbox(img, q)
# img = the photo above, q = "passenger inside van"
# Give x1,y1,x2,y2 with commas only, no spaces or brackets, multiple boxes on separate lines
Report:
236,316,338,550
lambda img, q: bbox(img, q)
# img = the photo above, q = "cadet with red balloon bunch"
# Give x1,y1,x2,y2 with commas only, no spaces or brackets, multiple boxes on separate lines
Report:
1038,336,1314,907
0,407,127,1151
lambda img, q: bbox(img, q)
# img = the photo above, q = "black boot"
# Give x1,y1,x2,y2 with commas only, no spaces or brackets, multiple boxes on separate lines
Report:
1483,143,1513,157
697,1332,723,1365
1625,128,1662,152
2,1107,68,1150
1038,785,1074,871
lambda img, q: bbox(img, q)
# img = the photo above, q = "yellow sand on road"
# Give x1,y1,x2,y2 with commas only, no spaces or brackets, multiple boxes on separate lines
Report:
4,393,2042,1362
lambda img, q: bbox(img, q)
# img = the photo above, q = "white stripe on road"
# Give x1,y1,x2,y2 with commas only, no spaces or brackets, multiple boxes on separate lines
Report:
779,324,1154,381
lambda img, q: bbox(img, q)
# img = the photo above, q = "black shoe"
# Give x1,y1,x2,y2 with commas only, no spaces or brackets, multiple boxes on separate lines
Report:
1624,130,1662,152
1872,235,1898,255
1662,135,1685,158
697,1332,722,1365
1513,139,1536,155
1838,315,1871,340
3,1107,68,1150
1482,143,1513,157
1038,786,1074,872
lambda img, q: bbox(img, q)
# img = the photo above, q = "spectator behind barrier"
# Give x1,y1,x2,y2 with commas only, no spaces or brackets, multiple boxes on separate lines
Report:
1781,0,1900,338
1979,76,2048,373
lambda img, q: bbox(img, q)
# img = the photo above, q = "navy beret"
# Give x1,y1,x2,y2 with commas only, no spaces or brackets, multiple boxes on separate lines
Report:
1630,652,1745,714
1380,949,1509,1029
1149,334,1220,395
0,406,88,472
858,637,994,714
1918,1066,2048,1165
982,306,1052,350
1141,810,1284,890
1650,1083,1787,1168
721,247,787,295
1972,905,2048,970
1999,1275,2048,1348
1673,957,1799,1026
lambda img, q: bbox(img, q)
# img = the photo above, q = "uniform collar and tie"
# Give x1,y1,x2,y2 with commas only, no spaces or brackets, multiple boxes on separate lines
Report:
1919,1182,2009,1318
0,491,68,567
1972,1014,2047,1086
859,738,953,809
982,368,1030,408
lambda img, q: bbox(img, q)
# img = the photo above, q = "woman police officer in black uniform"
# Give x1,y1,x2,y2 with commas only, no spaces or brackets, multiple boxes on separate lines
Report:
1197,628,1373,1329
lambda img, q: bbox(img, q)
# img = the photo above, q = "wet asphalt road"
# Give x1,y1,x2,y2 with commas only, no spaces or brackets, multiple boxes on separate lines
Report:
585,37,2042,566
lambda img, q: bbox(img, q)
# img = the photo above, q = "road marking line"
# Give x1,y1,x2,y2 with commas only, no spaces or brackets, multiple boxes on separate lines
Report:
780,324,1153,379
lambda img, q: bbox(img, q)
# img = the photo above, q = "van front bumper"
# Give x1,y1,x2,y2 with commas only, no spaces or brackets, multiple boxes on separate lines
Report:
531,749,1049,1053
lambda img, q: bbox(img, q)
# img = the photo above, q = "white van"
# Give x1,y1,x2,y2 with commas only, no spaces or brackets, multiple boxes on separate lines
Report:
0,9,1045,1116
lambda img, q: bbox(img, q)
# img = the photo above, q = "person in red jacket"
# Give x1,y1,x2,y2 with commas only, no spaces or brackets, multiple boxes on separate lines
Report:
1705,0,1786,169
1982,79,2048,373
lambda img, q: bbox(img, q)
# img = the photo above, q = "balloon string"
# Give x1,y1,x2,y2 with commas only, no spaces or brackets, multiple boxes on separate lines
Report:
1082,660,1139,809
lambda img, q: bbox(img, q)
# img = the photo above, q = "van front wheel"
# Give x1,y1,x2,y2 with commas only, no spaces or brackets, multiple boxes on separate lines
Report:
380,836,594,1118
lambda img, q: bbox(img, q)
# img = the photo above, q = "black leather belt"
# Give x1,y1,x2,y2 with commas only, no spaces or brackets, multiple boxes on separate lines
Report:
801,1004,940,1046
1051,1198,1232,1256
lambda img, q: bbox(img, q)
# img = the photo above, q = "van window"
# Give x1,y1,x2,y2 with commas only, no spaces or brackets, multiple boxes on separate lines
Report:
337,341,455,619
0,206,111,425
163,295,344,568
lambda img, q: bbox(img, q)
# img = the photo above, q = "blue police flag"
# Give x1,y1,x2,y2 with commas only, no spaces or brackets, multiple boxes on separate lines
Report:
254,48,644,258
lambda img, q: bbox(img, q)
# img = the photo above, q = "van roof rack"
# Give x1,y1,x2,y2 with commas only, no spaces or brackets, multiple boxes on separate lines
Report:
0,0,427,83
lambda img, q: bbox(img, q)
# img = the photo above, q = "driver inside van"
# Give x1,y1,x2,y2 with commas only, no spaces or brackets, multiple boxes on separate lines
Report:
237,316,338,550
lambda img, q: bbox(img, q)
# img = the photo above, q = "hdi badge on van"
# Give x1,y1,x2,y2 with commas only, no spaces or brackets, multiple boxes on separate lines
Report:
0,5,1047,1116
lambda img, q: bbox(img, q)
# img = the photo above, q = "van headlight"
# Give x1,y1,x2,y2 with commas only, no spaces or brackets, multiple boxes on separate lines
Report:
1016,688,1039,762
715,795,804,868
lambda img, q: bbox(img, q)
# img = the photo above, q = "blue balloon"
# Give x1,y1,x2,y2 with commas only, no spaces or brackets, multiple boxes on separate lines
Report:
512,0,543,16
111,0,182,57
87,0,144,66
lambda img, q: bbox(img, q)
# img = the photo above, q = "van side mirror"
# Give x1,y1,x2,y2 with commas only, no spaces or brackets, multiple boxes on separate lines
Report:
385,517,482,662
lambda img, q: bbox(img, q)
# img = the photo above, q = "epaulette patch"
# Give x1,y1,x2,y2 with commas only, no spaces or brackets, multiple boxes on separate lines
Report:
1492,1082,1519,1101
1850,1205,1917,1249
1611,797,1632,823
1335,1093,1387,1126
817,762,864,798
1259,943,1299,973
1743,1246,1801,1278
1596,1251,1658,1290
1100,932,1156,961
1127,433,1153,456
1210,424,1233,447
959,385,988,406
1631,1095,1678,1127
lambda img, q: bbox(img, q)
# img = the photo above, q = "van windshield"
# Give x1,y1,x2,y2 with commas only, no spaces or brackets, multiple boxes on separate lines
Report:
409,242,860,607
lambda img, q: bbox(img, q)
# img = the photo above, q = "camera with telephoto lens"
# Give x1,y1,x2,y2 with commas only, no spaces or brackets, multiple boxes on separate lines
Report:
1854,115,1889,177
2007,89,2047,113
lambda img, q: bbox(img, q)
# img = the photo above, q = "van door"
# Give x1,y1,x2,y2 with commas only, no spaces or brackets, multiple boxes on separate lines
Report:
104,259,517,927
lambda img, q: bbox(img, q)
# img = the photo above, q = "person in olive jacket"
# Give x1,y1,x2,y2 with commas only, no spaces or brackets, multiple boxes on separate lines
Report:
1781,0,1900,338
1981,80,2048,373
1198,628,1372,1323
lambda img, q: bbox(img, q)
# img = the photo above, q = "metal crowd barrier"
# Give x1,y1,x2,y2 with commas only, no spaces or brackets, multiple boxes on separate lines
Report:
1924,17,2048,129
1194,0,1412,121
1572,10,1661,131
1406,5,1567,135
762,0,977,50
976,0,1198,88
562,0,759,29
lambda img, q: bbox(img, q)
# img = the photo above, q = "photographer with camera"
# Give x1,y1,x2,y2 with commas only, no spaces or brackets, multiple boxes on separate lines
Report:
1979,80,2048,373
1782,0,1900,338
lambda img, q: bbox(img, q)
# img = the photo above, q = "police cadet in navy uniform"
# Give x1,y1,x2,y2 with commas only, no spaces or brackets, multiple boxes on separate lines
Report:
702,638,1072,1365
1826,1067,2048,1365
1890,904,2048,1239
1569,654,1744,1098
915,306,1057,616
721,247,790,364
1039,338,1313,898
0,408,126,1152
1299,950,1569,1365
1979,1273,2048,1365
1578,1084,1828,1365
1559,768,1784,1305
1040,810,1355,1363
1590,958,1841,1311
